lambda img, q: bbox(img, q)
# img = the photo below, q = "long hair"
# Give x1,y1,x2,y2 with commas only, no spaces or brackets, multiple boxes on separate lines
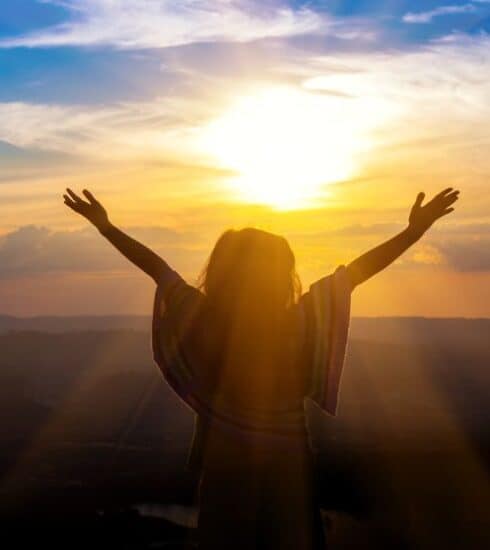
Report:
193,228,303,406
197,228,301,315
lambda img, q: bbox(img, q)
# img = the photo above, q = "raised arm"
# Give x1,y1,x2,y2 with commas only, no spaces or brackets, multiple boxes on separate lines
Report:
63,188,172,284
346,188,459,289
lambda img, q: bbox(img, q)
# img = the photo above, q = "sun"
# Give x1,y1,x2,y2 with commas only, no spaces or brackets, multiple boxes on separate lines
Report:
197,86,374,209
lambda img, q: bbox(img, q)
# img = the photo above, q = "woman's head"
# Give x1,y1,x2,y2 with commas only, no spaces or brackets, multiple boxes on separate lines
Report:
198,228,301,315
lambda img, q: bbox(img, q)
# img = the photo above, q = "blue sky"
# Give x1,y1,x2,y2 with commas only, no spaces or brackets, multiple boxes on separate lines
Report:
0,1,489,316
2,1,490,105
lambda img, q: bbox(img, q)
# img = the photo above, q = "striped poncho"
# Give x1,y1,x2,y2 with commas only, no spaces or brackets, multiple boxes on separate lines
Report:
152,266,352,472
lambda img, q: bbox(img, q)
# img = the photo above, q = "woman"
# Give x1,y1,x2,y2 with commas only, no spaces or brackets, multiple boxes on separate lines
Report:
63,187,459,549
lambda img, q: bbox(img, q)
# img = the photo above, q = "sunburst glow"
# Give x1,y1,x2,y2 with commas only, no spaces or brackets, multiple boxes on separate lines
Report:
198,86,384,209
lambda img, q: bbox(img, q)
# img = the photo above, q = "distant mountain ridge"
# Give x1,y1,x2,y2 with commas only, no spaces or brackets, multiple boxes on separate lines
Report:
0,314,150,333
1,315,489,346
0,316,488,546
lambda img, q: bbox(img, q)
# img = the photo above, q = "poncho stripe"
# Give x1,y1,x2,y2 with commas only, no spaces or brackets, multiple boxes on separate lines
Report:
152,265,352,471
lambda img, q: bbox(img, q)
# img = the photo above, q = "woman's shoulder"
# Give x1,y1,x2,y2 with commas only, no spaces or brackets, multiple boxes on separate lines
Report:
154,272,205,324
298,265,352,302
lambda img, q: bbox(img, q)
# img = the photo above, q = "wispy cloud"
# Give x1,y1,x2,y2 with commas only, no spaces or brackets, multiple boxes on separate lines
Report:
2,31,490,182
0,97,212,161
403,3,476,24
0,0,327,49
303,33,490,140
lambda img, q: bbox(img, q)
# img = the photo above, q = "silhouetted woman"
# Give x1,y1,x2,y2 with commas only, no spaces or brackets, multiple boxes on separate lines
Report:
64,187,459,549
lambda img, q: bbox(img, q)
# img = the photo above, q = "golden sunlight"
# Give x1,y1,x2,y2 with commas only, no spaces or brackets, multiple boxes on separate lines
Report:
198,86,380,209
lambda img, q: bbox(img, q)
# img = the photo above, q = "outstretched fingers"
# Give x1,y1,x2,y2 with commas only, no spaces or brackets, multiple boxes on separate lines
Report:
444,190,460,204
435,187,454,200
63,193,79,209
436,191,459,211
438,207,455,219
63,188,92,216
82,189,99,205
413,192,425,209
428,188,459,208
435,189,459,219
66,187,84,204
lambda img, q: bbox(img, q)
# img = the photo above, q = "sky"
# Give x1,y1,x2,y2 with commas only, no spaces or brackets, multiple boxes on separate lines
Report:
0,0,489,317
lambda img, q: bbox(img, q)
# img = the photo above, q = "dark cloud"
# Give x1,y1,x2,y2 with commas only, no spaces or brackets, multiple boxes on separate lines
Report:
0,225,206,278
1,221,489,280
437,238,490,272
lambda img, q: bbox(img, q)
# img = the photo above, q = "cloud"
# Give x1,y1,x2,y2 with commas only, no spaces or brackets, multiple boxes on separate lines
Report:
0,225,206,278
289,222,490,273
2,30,490,198
2,222,486,282
407,224,490,272
0,97,213,161
0,0,326,50
437,238,490,271
302,33,490,165
403,4,477,24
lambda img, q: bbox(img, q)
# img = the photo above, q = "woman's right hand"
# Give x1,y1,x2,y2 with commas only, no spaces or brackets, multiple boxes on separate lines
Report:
63,188,111,232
